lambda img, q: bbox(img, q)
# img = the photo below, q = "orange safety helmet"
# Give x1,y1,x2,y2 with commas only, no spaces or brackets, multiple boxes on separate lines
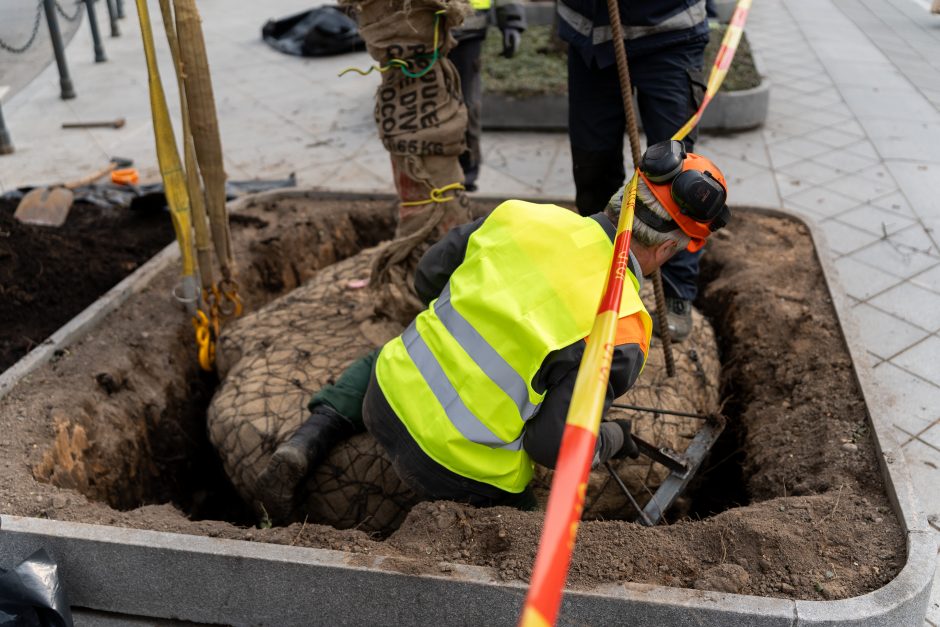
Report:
637,141,730,252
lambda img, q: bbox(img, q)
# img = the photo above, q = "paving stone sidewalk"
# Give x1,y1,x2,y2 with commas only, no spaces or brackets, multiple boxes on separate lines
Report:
0,0,937,621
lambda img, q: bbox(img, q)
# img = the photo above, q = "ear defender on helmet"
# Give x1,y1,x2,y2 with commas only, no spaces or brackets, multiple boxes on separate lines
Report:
636,144,732,251
671,169,727,224
639,140,686,183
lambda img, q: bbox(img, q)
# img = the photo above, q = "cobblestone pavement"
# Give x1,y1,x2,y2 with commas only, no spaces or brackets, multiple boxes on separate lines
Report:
0,0,937,621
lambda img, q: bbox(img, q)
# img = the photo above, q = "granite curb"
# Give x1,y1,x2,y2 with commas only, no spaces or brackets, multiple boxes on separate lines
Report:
0,192,933,625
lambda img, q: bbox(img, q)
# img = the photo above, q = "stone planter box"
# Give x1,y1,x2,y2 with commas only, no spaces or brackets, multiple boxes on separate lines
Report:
483,3,769,133
482,80,770,133
0,192,935,626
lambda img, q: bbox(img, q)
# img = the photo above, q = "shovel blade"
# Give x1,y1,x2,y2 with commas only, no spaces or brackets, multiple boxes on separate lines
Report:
13,187,76,227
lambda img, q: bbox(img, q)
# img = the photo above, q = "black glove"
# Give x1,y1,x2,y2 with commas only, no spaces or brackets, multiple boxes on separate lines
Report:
611,419,639,459
501,27,522,58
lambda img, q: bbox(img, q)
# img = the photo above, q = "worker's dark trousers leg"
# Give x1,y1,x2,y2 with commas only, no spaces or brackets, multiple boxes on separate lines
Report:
449,37,484,189
308,349,379,429
568,42,706,301
310,350,536,510
363,369,537,510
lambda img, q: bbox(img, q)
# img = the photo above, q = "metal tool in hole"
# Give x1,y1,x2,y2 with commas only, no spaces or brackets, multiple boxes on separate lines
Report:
605,406,726,525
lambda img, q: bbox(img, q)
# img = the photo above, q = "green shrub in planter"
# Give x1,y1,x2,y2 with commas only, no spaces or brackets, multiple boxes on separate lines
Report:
483,24,760,97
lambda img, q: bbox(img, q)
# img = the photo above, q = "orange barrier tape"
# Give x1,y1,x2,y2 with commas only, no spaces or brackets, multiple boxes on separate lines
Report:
672,0,753,143
519,1,753,623
519,172,639,627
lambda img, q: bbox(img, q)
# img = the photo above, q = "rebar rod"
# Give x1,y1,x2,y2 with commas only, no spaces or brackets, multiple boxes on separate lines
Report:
604,0,676,377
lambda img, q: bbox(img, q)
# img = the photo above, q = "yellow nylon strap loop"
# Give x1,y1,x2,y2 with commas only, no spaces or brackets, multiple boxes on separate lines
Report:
134,0,195,280
400,182,465,207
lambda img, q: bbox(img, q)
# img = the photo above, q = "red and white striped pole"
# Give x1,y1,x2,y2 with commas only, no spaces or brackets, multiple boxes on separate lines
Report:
519,1,753,622
519,172,639,627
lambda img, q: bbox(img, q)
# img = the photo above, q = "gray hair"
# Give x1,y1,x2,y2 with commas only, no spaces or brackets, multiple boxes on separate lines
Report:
605,179,691,251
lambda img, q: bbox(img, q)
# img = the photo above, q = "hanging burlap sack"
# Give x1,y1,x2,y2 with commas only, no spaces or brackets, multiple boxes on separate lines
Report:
345,0,472,324
376,62,467,160
352,0,467,60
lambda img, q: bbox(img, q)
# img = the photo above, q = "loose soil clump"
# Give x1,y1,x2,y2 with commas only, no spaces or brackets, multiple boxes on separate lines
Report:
0,196,904,601
0,198,173,372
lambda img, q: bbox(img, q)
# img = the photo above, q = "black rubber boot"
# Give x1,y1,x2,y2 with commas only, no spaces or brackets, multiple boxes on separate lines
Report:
652,297,694,343
258,405,356,521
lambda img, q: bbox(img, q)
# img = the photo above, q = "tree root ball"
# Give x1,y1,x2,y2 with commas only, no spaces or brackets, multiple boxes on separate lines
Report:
208,247,721,533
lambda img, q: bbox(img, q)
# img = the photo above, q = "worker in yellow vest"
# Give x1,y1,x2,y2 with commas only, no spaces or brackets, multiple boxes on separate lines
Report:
259,141,731,520
449,0,526,191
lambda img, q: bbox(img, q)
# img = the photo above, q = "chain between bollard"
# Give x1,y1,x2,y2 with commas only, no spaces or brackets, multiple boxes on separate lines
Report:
0,0,43,54
55,0,82,21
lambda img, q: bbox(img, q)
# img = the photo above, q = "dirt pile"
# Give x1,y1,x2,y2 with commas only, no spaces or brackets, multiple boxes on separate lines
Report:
0,196,905,601
0,198,173,372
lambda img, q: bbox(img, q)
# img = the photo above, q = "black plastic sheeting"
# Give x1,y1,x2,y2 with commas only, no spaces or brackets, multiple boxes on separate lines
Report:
262,6,365,57
0,174,298,214
0,549,73,627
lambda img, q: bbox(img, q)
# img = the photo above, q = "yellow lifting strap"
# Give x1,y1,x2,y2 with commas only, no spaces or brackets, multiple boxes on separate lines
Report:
136,0,243,372
157,0,214,294
400,182,466,207
173,0,243,372
134,0,197,313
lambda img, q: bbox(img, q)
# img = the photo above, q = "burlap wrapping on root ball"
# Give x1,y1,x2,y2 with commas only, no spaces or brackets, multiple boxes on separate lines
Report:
369,196,470,325
209,249,721,532
208,247,418,533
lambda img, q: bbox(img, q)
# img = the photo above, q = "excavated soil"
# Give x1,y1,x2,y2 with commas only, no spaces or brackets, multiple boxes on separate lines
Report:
0,196,905,601
0,198,174,372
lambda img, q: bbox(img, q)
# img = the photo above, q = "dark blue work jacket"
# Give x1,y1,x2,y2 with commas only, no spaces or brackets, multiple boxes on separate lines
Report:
558,0,709,68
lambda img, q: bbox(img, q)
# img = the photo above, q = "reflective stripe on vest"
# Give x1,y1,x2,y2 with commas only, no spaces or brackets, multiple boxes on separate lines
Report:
401,321,525,451
558,0,706,45
434,283,541,421
376,201,651,493
470,0,491,10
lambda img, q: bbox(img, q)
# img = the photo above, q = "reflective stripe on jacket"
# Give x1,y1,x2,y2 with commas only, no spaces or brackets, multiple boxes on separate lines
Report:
559,0,708,67
376,200,652,493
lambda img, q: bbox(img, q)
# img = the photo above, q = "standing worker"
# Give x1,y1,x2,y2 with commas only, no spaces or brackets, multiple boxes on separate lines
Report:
258,143,731,521
558,0,710,341
449,0,526,191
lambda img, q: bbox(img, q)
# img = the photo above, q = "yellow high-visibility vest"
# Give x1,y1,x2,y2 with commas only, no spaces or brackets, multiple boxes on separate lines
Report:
376,200,651,493
470,0,491,10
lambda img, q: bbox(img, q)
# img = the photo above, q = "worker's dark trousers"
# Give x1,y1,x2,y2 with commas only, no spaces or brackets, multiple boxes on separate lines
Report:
449,36,485,189
568,40,707,301
311,350,537,510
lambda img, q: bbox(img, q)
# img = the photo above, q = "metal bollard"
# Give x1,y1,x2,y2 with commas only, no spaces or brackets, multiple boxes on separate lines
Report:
116,0,125,19
84,0,107,62
106,0,120,36
42,0,77,99
0,103,14,155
